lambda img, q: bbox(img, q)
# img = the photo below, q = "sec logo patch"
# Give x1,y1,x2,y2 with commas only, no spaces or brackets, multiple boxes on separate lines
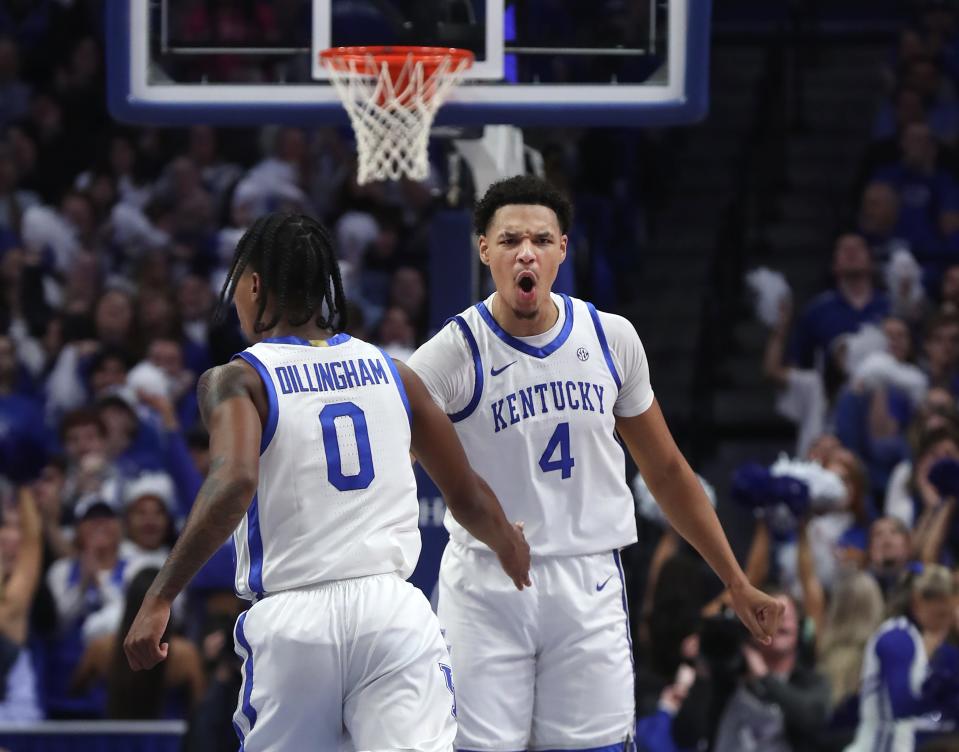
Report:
577,347,589,361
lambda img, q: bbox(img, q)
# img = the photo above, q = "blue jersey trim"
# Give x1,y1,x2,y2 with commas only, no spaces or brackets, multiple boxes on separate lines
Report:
246,494,264,597
447,316,484,423
377,348,412,426
234,611,257,735
475,294,574,358
229,536,239,594
260,333,352,347
233,352,279,454
613,549,634,668
586,302,622,389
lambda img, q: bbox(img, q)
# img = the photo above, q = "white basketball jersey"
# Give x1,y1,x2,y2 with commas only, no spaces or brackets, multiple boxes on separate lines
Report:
446,295,637,556
230,334,420,600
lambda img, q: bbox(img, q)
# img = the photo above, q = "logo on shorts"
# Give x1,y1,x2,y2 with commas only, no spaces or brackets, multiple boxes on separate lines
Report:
439,663,456,718
577,347,590,361
596,576,613,592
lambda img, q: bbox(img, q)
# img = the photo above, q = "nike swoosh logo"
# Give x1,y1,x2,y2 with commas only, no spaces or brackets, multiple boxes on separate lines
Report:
490,361,517,376
596,576,613,592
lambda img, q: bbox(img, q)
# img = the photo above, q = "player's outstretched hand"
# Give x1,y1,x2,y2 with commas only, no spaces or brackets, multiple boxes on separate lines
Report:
728,581,784,646
124,595,172,671
496,521,532,590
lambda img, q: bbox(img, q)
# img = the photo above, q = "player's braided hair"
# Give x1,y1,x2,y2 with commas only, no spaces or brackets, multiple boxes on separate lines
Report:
217,212,348,333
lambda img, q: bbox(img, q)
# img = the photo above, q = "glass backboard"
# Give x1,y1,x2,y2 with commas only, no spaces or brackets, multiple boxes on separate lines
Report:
107,0,711,126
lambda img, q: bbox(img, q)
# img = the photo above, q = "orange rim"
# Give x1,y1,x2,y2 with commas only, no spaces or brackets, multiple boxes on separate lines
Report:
319,45,474,75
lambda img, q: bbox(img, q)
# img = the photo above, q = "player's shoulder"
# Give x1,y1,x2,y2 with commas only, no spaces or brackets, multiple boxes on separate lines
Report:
571,298,643,348
201,359,259,392
409,316,474,367
567,296,633,327
197,359,262,422
594,308,638,335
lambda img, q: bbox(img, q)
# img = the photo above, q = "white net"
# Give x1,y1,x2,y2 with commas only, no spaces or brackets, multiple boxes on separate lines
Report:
321,49,473,184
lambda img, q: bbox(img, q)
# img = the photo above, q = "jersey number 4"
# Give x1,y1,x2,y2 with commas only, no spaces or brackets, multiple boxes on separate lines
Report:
319,402,375,491
538,422,575,479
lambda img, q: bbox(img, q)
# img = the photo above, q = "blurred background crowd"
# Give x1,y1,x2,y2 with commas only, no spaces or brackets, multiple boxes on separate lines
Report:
629,2,959,750
0,1,956,751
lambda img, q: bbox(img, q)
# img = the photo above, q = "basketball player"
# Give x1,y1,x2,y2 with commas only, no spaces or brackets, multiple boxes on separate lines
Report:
408,175,783,751
124,213,531,751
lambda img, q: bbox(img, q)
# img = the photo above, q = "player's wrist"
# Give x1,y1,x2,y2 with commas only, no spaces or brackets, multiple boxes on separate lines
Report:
143,586,175,609
491,525,518,556
725,572,751,593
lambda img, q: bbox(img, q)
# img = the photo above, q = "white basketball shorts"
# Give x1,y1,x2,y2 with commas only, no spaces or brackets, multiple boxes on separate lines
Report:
438,542,635,751
232,572,457,752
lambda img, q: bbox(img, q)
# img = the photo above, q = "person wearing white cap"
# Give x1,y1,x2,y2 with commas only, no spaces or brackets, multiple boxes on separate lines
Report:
120,472,177,573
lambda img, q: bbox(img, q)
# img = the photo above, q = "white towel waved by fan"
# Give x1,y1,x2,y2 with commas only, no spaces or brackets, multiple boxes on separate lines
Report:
842,324,889,376
853,351,928,406
884,248,924,312
745,267,792,327
769,454,848,513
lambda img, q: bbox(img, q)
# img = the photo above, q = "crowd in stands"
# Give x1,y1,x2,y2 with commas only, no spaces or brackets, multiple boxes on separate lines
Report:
632,3,959,751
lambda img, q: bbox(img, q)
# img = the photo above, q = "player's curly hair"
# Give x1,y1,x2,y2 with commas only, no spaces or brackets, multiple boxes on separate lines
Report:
217,212,348,333
472,174,573,236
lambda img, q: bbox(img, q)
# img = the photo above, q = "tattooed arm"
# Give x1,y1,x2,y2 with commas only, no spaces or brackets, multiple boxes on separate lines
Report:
125,361,263,671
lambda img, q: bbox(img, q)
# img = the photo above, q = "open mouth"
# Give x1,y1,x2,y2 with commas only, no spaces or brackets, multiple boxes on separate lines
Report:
517,272,536,294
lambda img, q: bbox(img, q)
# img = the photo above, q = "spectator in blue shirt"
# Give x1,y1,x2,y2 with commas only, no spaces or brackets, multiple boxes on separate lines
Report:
0,334,48,482
873,122,959,267
857,181,910,265
874,57,959,145
790,233,891,370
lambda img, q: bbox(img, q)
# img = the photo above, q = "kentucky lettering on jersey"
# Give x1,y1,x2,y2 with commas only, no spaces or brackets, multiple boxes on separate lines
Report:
491,380,606,432
409,294,647,557
274,358,389,395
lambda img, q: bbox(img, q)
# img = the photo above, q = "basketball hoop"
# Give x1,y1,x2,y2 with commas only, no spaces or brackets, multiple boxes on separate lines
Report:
319,46,474,184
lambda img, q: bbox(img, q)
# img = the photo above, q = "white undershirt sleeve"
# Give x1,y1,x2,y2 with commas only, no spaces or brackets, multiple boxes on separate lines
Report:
407,321,476,416
598,311,655,417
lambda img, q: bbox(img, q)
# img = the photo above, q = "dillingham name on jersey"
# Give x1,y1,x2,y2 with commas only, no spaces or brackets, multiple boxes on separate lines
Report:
273,357,391,395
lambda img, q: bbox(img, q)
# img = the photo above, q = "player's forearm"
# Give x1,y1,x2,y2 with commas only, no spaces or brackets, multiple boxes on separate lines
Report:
147,457,256,603
446,473,516,554
744,519,770,587
649,459,748,589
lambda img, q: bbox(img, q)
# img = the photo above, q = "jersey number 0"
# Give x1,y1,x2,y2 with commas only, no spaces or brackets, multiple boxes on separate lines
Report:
319,402,375,491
